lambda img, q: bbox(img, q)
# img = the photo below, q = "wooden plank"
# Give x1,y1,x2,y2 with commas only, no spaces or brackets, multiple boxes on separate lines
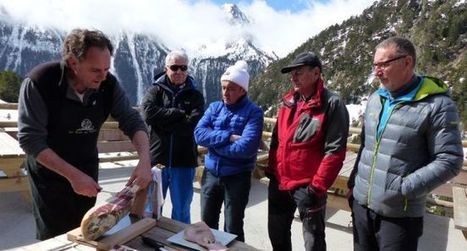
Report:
432,183,454,198
327,193,351,212
0,176,30,192
67,218,157,250
0,132,24,157
98,129,129,141
0,157,25,176
256,152,269,163
141,217,258,250
157,217,187,233
452,186,467,238
0,103,18,109
98,151,139,162
97,141,135,153
451,171,467,185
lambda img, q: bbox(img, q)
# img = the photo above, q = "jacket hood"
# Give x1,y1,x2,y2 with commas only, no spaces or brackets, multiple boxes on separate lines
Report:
414,76,449,101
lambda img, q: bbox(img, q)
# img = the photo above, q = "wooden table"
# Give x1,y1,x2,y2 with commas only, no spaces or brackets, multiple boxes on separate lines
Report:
126,217,259,250
0,131,29,202
19,217,259,251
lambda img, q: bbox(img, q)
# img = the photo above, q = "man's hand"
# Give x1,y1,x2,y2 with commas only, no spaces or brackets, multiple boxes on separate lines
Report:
229,134,241,142
127,130,152,190
127,160,152,189
293,185,327,218
35,148,101,197
69,171,102,197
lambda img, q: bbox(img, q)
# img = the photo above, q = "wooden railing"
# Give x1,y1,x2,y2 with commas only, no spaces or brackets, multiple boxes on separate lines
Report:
1,104,466,216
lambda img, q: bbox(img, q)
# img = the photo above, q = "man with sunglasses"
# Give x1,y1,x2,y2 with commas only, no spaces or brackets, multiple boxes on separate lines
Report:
141,50,204,224
265,51,349,251
348,37,463,250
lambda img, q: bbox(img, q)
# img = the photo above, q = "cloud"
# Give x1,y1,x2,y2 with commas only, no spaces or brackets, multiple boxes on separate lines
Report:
0,0,375,57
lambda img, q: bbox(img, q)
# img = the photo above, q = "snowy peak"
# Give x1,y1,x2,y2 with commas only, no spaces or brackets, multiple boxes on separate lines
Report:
0,4,276,106
223,4,249,25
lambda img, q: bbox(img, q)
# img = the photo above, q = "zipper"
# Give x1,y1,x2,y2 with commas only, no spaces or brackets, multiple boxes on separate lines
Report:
168,85,186,167
366,102,401,206
403,196,408,212
168,90,176,168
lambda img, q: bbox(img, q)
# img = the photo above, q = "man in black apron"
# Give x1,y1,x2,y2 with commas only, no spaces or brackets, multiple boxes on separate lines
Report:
17,29,152,240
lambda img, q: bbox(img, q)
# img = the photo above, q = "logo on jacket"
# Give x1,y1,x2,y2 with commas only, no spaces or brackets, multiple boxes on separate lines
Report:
75,118,97,134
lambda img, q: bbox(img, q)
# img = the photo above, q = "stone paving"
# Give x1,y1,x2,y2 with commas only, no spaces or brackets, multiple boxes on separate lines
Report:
1,161,466,250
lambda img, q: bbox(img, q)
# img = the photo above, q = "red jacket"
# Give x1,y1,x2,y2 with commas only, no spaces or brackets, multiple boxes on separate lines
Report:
267,79,349,193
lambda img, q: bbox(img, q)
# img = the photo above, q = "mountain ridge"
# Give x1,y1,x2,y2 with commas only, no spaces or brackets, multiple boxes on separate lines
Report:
0,3,276,105
248,0,466,127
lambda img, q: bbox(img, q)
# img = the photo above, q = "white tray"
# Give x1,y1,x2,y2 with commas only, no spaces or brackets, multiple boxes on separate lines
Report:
167,228,237,251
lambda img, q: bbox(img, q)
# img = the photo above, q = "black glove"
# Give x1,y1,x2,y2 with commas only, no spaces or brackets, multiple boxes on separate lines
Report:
293,185,326,218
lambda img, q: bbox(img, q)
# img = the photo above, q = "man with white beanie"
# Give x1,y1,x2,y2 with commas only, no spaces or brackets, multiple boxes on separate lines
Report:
195,60,264,242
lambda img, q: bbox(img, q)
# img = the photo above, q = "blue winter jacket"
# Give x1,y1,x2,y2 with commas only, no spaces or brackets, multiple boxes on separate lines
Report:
194,96,264,177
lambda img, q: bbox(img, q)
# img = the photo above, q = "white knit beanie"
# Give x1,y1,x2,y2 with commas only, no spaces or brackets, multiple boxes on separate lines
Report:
220,60,250,92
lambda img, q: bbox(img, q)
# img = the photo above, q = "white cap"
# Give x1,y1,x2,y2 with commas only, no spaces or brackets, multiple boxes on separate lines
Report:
220,60,250,92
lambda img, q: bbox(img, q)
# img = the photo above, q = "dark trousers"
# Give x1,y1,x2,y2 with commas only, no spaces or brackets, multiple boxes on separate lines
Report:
200,170,251,242
26,156,96,240
352,200,423,251
268,177,326,251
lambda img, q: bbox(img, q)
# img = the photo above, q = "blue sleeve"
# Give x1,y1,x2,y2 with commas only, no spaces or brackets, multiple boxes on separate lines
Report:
214,107,264,159
194,103,231,148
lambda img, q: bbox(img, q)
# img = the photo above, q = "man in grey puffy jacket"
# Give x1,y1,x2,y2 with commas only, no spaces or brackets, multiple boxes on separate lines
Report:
348,37,463,251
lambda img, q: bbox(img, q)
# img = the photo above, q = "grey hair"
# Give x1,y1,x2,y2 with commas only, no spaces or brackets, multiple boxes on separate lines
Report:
165,50,189,66
376,36,417,66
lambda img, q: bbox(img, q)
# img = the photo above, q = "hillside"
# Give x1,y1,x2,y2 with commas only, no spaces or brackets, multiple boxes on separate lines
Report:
249,0,466,127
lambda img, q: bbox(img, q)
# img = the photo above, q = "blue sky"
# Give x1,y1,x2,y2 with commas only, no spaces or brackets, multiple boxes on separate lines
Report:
0,0,375,57
209,0,329,13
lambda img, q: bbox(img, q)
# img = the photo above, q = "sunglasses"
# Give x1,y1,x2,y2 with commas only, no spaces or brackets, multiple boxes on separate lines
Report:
168,65,188,72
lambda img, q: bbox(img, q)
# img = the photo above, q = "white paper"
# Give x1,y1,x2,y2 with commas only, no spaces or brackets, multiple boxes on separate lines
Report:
167,228,237,251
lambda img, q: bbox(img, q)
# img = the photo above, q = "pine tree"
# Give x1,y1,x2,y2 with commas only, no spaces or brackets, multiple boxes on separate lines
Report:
0,70,22,102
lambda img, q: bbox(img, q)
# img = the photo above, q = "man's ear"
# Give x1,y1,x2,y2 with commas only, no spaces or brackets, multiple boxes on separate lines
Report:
67,56,79,74
406,55,414,68
314,67,321,77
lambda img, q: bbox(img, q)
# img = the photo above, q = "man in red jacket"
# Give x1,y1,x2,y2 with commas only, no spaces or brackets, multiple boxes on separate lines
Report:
266,52,349,251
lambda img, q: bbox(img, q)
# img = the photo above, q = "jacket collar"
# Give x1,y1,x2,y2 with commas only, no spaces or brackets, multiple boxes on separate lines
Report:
282,78,325,110
154,74,197,94
377,75,448,102
225,95,248,110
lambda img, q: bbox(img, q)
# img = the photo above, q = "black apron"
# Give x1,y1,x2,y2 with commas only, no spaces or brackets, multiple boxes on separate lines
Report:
25,62,114,240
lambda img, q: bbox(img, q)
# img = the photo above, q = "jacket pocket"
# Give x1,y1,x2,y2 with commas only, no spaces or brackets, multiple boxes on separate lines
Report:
293,114,321,143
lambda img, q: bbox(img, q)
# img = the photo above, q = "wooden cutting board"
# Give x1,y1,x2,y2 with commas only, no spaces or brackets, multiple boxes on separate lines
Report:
67,217,157,250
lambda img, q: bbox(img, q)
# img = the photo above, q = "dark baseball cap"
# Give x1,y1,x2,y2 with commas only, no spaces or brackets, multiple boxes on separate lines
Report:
281,51,322,73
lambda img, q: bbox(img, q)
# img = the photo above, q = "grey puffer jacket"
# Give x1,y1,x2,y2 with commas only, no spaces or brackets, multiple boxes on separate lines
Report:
352,76,463,218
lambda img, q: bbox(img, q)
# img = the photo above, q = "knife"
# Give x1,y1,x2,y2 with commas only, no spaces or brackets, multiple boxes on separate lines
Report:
141,236,175,251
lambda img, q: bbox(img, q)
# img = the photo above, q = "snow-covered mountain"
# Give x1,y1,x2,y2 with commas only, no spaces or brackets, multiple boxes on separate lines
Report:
0,4,276,105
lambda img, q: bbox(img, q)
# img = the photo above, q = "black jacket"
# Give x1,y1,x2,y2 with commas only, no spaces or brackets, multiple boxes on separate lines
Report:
142,74,205,167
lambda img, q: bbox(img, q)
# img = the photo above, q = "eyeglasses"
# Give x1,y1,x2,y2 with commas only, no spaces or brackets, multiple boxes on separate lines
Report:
373,55,407,71
168,65,188,72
